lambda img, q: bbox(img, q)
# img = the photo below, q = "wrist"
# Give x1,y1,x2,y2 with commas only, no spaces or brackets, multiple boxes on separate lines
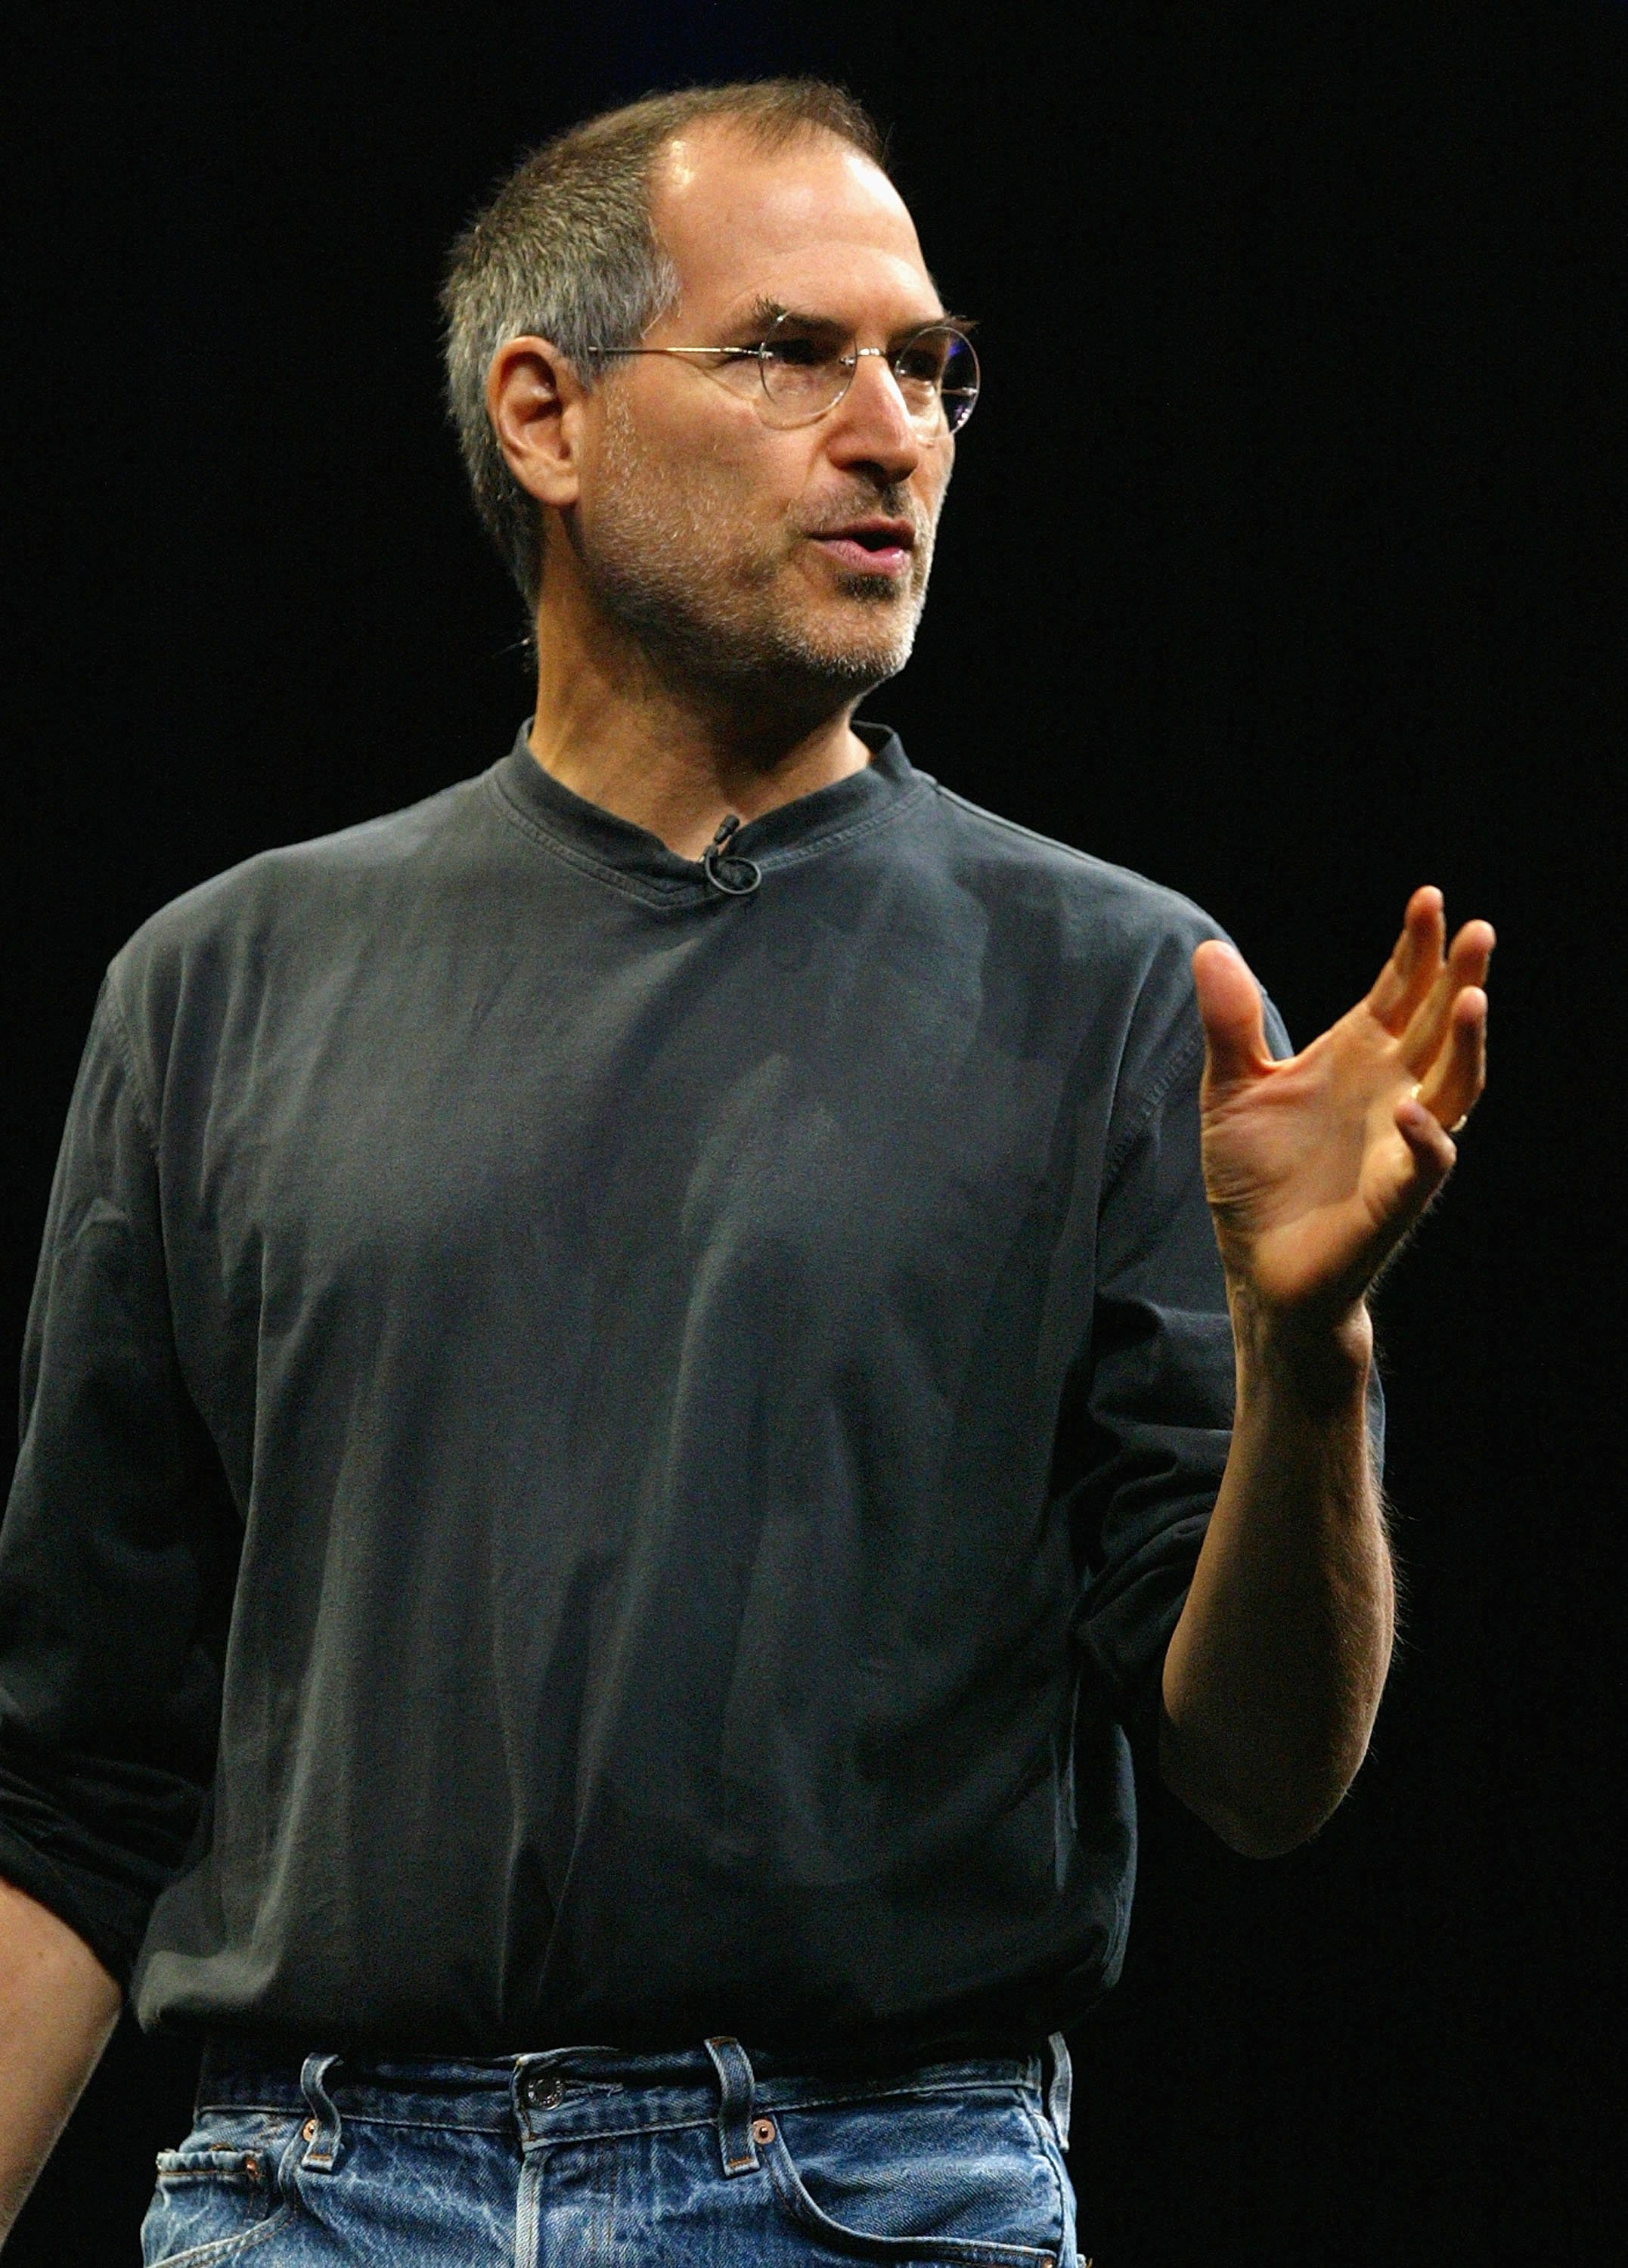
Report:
1226,1278,1373,1412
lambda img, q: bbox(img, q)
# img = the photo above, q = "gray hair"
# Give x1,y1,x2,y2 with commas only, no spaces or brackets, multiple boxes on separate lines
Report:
440,79,887,615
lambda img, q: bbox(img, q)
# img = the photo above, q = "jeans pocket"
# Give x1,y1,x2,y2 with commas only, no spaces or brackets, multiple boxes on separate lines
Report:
755,2088,1068,2266
141,2111,299,2265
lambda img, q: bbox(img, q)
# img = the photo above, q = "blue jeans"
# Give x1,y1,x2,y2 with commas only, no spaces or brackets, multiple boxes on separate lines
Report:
141,2032,1082,2266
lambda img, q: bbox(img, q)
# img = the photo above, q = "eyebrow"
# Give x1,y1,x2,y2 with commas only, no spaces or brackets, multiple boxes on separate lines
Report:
729,295,976,342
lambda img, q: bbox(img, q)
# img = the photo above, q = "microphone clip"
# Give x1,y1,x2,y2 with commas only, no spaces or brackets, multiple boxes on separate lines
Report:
702,815,761,898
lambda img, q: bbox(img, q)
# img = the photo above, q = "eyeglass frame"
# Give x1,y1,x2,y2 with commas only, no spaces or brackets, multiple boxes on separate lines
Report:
579,306,980,436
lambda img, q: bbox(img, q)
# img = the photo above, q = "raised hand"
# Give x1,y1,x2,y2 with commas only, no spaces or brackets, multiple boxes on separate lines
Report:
1193,888,1493,1324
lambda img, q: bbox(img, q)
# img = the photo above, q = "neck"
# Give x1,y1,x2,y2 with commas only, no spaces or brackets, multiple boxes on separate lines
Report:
526,569,872,863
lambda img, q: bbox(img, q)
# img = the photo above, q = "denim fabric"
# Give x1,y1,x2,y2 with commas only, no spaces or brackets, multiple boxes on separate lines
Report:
141,2034,1084,2266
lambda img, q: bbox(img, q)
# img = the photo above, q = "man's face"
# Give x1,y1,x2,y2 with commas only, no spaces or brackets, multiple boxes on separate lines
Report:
566,123,957,708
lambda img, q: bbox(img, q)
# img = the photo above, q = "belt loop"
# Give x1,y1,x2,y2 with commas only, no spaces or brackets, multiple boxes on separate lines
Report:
1046,2032,1073,2154
704,2036,760,2176
299,2052,344,2173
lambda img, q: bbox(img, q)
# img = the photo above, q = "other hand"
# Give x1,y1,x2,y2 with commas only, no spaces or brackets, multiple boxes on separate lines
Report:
1194,888,1493,1326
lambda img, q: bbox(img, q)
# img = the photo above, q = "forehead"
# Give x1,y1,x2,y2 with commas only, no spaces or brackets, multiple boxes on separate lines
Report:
648,122,941,326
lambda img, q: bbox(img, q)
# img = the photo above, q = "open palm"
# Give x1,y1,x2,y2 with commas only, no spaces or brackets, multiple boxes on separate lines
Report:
1195,888,1493,1318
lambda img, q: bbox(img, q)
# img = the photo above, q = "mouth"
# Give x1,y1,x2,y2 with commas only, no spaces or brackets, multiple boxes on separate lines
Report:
806,518,917,578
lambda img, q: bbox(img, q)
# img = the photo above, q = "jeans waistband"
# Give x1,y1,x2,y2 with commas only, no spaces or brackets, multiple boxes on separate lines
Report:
195,2034,1069,2152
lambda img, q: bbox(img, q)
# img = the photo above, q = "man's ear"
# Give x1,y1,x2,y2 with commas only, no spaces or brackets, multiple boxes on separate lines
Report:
486,336,591,509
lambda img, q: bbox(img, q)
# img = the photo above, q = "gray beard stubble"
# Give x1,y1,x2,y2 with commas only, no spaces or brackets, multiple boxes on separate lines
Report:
581,390,937,706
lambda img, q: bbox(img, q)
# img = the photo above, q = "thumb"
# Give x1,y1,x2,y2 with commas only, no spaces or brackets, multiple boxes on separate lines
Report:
1192,939,1273,1092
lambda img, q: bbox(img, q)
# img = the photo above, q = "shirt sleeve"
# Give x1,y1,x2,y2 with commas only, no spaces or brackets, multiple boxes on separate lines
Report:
0,975,237,1986
1056,959,1385,1749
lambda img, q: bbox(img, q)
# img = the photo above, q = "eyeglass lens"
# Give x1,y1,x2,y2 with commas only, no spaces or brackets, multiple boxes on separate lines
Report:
758,314,979,433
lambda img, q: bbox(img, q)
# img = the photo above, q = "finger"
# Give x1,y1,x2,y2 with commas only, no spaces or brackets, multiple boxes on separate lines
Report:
1394,1090,1459,1202
1415,984,1488,1131
1400,919,1496,1079
1367,887,1446,1031
1455,917,1496,981
1193,940,1274,1092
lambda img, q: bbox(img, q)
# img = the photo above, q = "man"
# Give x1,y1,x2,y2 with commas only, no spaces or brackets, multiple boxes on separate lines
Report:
0,78,1489,2261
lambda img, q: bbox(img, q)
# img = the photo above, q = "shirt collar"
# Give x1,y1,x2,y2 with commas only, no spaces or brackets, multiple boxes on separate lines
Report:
489,718,924,906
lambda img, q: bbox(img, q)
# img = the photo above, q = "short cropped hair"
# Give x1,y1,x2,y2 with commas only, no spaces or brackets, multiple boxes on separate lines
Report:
441,79,887,613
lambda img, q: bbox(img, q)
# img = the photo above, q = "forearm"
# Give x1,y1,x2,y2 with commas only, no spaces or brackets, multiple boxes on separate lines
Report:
1160,1294,1394,1857
0,1876,121,2243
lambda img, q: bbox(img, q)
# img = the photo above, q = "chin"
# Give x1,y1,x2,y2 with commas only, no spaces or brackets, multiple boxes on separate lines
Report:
779,628,917,695
784,587,923,686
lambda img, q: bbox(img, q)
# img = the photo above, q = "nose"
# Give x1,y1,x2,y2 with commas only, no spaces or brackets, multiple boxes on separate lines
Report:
822,350,929,484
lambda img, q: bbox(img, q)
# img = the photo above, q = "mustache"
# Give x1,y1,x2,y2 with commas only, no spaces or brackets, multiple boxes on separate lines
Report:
792,488,933,545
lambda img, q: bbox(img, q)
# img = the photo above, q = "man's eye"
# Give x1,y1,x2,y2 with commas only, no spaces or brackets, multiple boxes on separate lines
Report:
895,345,948,384
762,336,830,369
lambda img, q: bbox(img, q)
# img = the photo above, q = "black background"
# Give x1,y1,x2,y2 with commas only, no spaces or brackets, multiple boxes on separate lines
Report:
4,4,1623,2261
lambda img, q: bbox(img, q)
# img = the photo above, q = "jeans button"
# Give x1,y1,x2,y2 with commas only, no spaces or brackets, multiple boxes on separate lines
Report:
529,2077,566,2109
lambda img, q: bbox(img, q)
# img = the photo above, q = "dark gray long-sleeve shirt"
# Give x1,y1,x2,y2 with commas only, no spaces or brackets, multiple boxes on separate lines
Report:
0,723,1278,2057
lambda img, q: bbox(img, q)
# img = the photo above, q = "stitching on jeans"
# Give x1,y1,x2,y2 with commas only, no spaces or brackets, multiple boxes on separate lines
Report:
195,2074,1043,2144
1018,2099,1071,2250
204,2074,1043,2121
141,2204,295,2268
529,2077,1040,2149
197,2099,513,2139
761,2115,1056,2266
756,2075,1040,2118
